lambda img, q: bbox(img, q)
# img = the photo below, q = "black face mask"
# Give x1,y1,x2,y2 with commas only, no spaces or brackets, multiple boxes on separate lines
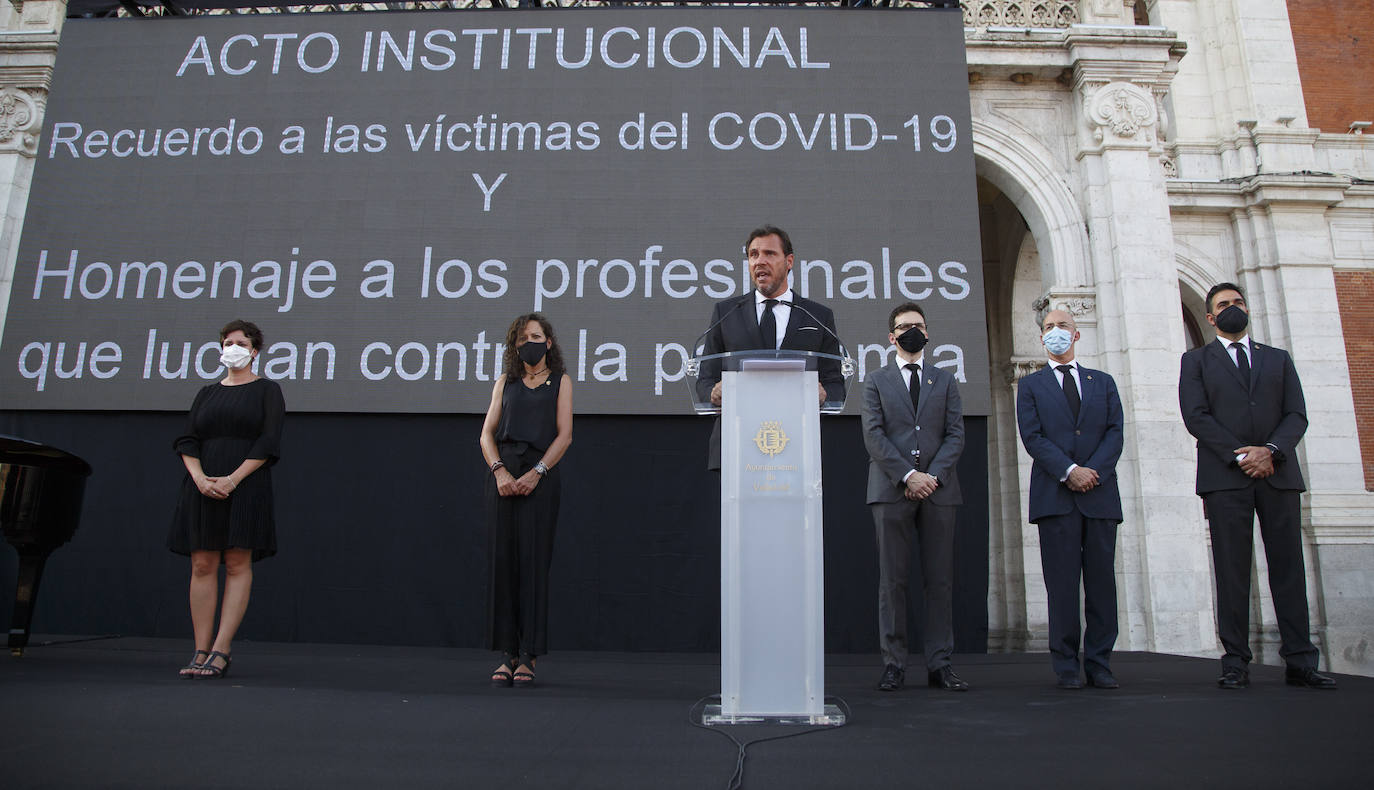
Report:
518,341,548,366
896,326,929,354
1214,305,1249,334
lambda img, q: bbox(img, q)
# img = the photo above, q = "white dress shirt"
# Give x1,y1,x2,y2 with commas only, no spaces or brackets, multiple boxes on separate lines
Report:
1221,335,1252,367
898,350,926,483
754,289,793,350
1049,357,1082,481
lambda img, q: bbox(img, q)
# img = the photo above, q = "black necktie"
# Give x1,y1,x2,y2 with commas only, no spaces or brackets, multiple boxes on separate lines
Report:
905,363,921,414
1231,342,1250,387
1057,364,1080,420
759,299,778,349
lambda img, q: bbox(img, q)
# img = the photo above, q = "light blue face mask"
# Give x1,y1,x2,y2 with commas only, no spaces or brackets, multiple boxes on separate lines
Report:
1042,327,1073,356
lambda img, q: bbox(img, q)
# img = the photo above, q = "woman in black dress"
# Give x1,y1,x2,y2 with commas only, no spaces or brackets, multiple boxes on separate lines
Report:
479,313,573,688
168,320,284,679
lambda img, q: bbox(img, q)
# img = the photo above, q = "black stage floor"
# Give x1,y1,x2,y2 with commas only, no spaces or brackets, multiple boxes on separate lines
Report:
1,638,1367,789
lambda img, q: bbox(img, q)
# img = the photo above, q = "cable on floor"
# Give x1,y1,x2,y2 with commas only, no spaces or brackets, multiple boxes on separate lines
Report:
688,694,852,790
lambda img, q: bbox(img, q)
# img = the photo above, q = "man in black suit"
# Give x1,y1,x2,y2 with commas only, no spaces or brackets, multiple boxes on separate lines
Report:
1179,282,1336,690
1016,308,1124,690
697,225,845,469
861,302,967,692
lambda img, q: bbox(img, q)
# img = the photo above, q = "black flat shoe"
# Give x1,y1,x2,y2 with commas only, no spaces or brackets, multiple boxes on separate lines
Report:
1217,668,1249,689
927,666,970,691
179,650,210,679
1056,673,1083,690
195,650,232,679
877,664,904,692
1086,668,1119,689
1285,666,1337,690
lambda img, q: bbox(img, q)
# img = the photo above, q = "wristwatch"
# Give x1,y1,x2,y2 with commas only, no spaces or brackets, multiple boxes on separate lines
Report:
534,461,549,476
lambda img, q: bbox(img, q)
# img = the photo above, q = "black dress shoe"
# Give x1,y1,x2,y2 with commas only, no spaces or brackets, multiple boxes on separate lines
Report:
1285,666,1337,690
1085,668,1119,689
1217,668,1249,689
1056,673,1083,690
927,666,970,691
877,664,904,692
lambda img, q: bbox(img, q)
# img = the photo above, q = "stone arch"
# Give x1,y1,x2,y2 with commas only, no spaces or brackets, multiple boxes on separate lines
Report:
972,119,1092,291
1175,242,1223,348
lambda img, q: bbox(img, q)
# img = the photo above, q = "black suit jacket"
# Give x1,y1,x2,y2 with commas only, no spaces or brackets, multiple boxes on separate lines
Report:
698,291,845,469
1179,338,1307,494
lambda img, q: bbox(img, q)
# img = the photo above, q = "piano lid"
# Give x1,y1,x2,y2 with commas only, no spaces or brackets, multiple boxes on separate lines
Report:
0,435,93,477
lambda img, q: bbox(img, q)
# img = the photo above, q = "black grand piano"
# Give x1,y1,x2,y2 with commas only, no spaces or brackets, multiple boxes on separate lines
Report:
0,435,91,656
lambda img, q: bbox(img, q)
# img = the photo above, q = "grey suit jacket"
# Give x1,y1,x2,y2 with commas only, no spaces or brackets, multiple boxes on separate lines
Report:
862,359,964,505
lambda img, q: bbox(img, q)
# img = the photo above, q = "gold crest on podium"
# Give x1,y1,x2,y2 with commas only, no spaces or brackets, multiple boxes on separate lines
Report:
753,421,790,457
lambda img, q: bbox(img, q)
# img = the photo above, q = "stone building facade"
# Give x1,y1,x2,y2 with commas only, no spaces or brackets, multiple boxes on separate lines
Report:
2,0,1371,674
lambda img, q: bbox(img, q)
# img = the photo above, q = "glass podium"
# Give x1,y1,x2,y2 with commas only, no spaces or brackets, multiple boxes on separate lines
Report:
686,350,854,725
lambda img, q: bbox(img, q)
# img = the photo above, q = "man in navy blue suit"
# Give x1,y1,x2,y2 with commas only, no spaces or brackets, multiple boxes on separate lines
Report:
1179,282,1335,690
1016,308,1124,689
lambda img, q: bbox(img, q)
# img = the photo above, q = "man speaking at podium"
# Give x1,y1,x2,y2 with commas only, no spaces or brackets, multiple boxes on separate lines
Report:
698,225,845,470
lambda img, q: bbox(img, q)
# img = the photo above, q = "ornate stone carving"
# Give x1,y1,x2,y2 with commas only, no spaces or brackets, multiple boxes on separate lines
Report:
963,1,1080,29
1007,358,1047,383
1160,154,1178,178
1085,82,1158,143
1036,293,1098,323
0,88,40,154
1054,297,1097,318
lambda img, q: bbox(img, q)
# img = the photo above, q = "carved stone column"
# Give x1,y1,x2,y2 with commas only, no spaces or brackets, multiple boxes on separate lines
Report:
0,0,64,342
1068,31,1219,658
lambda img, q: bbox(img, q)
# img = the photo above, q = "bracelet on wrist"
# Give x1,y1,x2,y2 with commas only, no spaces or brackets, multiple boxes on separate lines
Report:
490,460,505,473
534,461,549,476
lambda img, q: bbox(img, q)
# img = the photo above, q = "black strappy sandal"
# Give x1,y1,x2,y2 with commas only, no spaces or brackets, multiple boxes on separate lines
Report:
179,650,210,679
512,655,536,688
195,650,232,679
491,661,515,688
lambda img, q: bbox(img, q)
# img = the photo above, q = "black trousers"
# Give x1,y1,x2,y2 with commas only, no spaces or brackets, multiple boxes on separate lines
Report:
485,447,560,659
872,498,955,672
1036,506,1118,676
1204,482,1318,671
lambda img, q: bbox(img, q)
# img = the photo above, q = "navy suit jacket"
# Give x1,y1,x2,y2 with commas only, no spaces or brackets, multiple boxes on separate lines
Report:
1016,363,1124,523
1178,338,1307,494
862,359,964,506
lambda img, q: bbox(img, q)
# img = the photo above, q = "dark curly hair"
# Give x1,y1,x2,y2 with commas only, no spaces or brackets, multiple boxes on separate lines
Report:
219,319,263,350
501,313,566,382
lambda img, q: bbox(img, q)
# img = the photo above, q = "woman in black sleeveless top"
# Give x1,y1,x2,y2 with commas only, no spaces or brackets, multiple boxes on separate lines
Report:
479,313,573,687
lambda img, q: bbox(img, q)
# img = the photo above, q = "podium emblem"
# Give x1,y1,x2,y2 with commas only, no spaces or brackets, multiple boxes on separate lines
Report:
753,421,790,457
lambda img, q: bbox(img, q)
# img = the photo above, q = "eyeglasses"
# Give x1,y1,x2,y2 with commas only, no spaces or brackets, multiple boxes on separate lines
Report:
893,323,924,333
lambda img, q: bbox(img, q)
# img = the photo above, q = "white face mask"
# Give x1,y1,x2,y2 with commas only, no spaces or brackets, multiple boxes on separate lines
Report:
220,344,254,370
1042,327,1074,356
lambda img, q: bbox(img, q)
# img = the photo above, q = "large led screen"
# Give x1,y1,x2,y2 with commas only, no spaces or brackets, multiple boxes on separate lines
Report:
0,9,988,414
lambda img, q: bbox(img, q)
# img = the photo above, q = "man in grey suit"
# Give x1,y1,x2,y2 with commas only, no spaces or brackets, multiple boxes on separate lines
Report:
861,302,967,692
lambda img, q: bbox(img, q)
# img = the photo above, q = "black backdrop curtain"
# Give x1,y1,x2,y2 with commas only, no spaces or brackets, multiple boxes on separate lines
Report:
0,409,988,653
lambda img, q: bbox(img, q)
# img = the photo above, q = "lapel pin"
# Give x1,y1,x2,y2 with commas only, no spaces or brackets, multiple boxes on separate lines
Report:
926,379,933,385
1085,375,1093,381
